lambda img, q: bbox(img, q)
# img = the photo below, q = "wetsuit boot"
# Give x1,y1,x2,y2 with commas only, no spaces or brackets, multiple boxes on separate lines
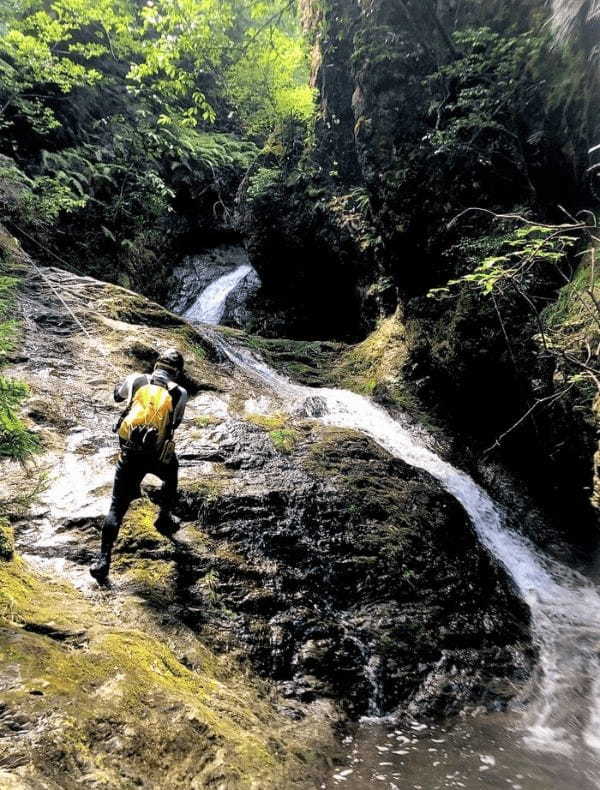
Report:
154,511,181,536
154,454,180,536
89,547,111,583
90,519,118,583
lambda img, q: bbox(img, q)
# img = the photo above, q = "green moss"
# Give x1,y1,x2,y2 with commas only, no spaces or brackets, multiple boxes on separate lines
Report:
0,556,90,634
193,415,223,428
118,500,171,553
0,519,14,560
304,426,377,478
214,544,247,567
181,474,229,502
245,413,301,453
331,313,407,400
176,324,215,359
229,330,346,386
113,557,177,604
0,555,334,787
246,412,288,430
269,427,300,454
97,291,184,329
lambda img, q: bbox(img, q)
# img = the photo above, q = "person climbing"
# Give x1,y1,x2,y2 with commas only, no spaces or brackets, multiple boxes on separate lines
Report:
90,347,188,583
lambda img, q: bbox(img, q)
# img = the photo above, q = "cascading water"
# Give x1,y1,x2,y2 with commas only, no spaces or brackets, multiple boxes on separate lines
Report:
184,275,600,788
210,336,600,788
167,244,260,327
551,0,600,41
184,263,253,325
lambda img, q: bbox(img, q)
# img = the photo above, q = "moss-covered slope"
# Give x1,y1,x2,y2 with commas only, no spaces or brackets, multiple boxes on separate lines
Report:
0,553,331,789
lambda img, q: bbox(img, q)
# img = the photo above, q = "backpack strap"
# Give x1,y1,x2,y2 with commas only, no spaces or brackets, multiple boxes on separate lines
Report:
149,373,177,438
150,372,166,390
113,374,151,435
150,373,178,394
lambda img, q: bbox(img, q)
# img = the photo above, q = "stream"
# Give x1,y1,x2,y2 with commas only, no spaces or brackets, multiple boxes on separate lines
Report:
180,263,600,790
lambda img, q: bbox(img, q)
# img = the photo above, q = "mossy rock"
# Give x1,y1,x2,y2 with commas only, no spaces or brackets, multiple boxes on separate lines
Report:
97,291,185,329
269,427,300,454
193,415,224,428
118,499,172,554
0,555,335,787
332,312,407,400
246,412,289,431
231,332,346,387
181,474,230,503
0,519,14,560
245,413,301,454
113,557,178,606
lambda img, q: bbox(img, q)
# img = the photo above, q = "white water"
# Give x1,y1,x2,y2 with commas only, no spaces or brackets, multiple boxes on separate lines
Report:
551,0,600,41
184,263,252,325
204,332,600,775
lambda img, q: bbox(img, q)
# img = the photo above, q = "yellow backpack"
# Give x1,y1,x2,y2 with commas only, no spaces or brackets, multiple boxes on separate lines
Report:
118,377,174,452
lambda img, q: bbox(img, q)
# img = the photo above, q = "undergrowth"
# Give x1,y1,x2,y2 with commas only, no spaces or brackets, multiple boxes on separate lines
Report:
0,232,39,462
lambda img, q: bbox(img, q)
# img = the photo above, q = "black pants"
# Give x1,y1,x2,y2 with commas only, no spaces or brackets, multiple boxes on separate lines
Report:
100,447,178,552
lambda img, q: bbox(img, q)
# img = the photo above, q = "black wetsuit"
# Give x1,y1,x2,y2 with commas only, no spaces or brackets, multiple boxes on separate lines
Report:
100,368,188,556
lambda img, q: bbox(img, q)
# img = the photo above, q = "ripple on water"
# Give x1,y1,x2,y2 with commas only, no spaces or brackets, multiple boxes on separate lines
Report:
323,712,600,790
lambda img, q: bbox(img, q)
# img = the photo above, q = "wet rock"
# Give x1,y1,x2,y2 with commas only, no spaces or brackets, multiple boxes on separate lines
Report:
224,265,261,327
179,423,532,718
4,263,531,786
0,535,336,790
4,265,339,788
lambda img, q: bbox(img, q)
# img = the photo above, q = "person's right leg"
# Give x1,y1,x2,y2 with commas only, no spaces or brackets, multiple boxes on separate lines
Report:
90,451,146,582
153,454,180,536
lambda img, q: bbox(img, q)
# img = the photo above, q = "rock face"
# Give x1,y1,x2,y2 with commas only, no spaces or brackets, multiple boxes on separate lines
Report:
0,554,333,790
224,266,261,328
2,267,335,789
1,263,532,788
242,0,600,535
179,424,531,717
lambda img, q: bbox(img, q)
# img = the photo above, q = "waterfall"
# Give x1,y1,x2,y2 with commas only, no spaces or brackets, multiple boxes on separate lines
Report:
184,264,253,326
551,0,600,41
204,329,600,759
167,244,260,328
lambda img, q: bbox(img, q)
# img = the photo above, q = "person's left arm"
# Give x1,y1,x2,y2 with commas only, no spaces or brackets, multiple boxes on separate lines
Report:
171,386,188,431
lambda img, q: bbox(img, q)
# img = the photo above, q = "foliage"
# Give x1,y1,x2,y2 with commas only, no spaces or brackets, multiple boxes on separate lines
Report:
226,25,315,137
429,213,600,399
424,27,546,173
327,187,382,253
0,0,122,135
0,381,39,461
542,240,600,373
429,224,578,298
0,0,312,140
246,166,282,201
0,0,313,290
419,23,591,213
199,569,221,604
269,427,299,453
0,238,39,462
